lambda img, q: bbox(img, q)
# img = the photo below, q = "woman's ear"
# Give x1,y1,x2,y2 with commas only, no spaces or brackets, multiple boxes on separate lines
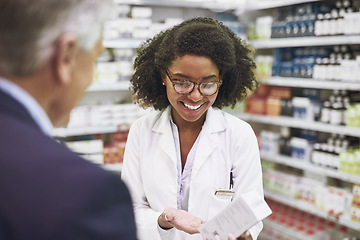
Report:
53,32,78,85
161,72,166,86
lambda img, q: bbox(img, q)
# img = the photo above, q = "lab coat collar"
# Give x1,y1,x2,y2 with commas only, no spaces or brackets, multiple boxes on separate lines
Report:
152,106,226,134
152,106,226,176
152,107,177,166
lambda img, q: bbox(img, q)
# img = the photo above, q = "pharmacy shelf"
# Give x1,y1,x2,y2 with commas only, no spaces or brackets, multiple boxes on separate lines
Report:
53,126,118,138
261,77,360,91
261,153,360,184
245,0,320,11
103,39,144,49
264,190,360,231
261,220,310,240
262,221,305,240
250,35,360,49
87,81,130,92
113,0,237,10
235,113,360,137
102,163,123,173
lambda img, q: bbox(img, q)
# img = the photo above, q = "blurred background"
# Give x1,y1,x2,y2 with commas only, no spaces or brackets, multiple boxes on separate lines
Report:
53,1,360,239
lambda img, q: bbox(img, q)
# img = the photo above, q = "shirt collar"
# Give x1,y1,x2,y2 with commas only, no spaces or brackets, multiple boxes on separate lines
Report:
0,77,53,136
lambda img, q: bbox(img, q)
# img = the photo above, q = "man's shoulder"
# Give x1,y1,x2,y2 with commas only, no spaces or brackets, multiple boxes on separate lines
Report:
0,111,111,181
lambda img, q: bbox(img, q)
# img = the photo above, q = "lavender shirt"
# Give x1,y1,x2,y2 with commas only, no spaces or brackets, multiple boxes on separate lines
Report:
170,118,201,211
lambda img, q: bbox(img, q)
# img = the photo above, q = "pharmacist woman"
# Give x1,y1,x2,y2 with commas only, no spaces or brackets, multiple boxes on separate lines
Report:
121,17,264,240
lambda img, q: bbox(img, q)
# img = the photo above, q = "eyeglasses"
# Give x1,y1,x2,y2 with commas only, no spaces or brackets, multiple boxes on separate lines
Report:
166,70,222,96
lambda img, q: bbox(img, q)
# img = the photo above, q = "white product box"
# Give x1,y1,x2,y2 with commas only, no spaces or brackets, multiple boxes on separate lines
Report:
199,189,272,240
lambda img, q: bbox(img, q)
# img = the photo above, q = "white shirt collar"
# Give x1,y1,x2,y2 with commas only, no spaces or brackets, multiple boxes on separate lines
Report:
0,77,53,136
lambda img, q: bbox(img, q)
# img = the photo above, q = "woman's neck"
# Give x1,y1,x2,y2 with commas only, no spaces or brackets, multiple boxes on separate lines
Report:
171,108,206,131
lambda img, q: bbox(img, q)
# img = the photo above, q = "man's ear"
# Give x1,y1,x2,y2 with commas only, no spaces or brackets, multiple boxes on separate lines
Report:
53,32,78,85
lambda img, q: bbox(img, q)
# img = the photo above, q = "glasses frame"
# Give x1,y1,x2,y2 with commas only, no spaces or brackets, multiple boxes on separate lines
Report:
165,70,222,96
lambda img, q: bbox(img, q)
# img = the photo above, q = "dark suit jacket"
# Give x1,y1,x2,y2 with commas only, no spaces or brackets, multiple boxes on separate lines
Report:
0,89,137,240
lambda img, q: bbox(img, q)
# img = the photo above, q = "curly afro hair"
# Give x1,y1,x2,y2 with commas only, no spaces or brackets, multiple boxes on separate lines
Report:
130,17,258,110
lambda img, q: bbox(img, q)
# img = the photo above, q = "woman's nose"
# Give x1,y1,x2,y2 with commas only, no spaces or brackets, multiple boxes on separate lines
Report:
187,84,203,102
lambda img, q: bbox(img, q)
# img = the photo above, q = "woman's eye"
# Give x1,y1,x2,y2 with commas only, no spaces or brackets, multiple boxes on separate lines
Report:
176,81,191,87
202,83,215,89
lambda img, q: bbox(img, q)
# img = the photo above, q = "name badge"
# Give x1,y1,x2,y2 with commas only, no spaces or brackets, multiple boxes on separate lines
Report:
214,190,235,196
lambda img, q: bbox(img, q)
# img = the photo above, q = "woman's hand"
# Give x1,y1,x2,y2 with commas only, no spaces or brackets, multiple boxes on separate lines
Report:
158,207,206,234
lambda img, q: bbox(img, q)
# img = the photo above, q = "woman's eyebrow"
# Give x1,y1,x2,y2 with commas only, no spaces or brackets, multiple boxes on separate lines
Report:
202,75,218,80
173,73,218,80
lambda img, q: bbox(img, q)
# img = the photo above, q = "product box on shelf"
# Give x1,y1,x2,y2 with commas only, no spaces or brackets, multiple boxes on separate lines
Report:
255,16,273,40
269,2,335,39
255,55,273,80
346,103,360,128
246,85,291,116
340,148,360,176
103,129,128,164
325,186,353,221
351,184,360,223
65,139,104,165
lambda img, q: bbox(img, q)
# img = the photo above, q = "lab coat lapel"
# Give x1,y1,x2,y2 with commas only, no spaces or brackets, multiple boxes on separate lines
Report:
192,107,225,177
152,107,177,166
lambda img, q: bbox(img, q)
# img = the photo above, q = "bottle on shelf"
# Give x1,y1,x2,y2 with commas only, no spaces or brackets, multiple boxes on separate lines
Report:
320,100,331,123
329,9,339,36
330,99,344,125
315,13,325,36
279,127,292,157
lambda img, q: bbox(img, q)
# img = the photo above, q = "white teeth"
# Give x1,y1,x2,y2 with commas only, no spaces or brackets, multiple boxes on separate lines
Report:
184,103,201,110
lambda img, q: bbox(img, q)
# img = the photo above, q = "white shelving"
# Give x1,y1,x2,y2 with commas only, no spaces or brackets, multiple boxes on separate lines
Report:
113,0,238,11
245,0,320,11
243,0,360,235
87,81,130,92
250,35,360,49
114,0,320,11
261,77,360,91
53,126,118,138
102,163,123,173
261,153,360,184
235,113,360,137
264,190,360,231
103,39,144,49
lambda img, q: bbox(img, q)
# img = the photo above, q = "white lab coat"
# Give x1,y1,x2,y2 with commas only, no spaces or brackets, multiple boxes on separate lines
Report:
121,106,264,240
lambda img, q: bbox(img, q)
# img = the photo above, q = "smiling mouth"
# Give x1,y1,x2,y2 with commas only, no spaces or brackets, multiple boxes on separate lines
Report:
183,102,203,110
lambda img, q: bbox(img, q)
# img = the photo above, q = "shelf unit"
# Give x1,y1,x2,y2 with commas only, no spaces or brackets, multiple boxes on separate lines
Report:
261,77,360,91
113,0,239,11
103,39,144,49
102,163,123,173
264,190,360,231
250,35,360,49
244,0,360,235
245,0,321,11
87,81,130,92
53,126,118,138
235,113,360,137
261,153,360,184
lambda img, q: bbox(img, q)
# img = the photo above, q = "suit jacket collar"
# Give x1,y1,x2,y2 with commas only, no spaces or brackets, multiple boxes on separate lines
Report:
0,89,41,131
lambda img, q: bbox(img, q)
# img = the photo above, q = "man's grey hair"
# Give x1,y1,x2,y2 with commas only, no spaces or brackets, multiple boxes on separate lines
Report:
0,0,114,77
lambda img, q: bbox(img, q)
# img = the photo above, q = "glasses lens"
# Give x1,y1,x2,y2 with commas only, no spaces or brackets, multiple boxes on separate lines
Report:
174,81,194,94
200,82,218,95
